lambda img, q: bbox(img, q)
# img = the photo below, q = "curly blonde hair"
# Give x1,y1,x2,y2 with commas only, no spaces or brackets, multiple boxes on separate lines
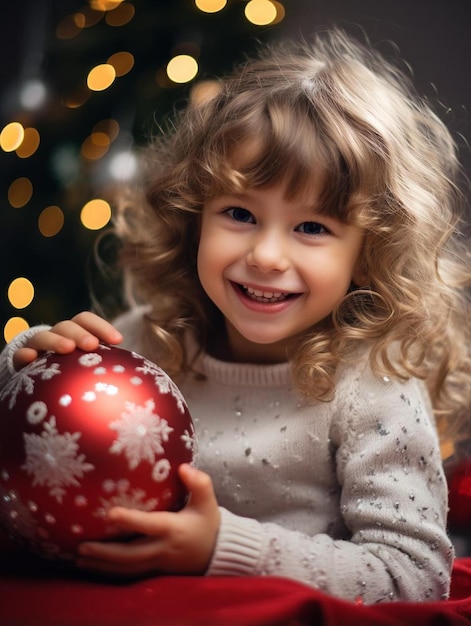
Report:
115,29,470,436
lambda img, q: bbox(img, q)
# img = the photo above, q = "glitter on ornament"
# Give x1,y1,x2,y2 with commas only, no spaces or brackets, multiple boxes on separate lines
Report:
0,357,61,409
94,479,159,519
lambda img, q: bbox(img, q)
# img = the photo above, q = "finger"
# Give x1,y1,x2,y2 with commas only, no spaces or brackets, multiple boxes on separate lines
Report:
13,347,43,370
178,464,217,511
106,507,173,536
78,536,161,564
23,329,78,354
48,320,103,352
71,312,123,345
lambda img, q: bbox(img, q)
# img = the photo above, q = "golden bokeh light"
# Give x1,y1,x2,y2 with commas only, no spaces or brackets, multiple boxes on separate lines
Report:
271,1,285,24
4,317,30,344
77,7,103,27
16,127,40,158
1,122,25,152
105,2,135,26
80,198,112,230
166,55,198,84
91,131,110,147
195,0,227,13
90,0,125,10
56,14,82,39
62,85,91,109
87,64,116,91
8,277,35,309
244,0,277,25
74,12,86,28
8,177,33,208
107,51,134,77
81,133,111,160
38,205,65,237
93,118,120,141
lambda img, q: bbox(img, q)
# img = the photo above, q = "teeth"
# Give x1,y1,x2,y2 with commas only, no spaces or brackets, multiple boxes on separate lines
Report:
242,285,289,303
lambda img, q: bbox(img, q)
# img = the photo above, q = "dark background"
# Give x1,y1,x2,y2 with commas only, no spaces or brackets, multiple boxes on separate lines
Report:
0,0,469,344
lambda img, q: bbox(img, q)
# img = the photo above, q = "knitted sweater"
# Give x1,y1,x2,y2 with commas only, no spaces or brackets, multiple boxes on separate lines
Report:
0,309,453,604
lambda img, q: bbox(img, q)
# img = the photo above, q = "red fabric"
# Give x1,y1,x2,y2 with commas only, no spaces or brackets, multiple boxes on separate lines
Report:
2,536,471,626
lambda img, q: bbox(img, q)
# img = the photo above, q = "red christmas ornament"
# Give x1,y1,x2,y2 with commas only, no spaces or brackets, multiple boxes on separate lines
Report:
0,345,197,560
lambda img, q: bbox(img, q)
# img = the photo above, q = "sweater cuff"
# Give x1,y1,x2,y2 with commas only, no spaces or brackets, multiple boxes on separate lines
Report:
206,507,263,577
0,325,51,390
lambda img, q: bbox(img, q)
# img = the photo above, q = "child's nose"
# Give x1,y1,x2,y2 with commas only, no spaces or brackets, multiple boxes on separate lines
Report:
246,231,289,273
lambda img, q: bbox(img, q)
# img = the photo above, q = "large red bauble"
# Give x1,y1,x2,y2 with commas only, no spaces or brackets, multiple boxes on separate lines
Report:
0,344,197,560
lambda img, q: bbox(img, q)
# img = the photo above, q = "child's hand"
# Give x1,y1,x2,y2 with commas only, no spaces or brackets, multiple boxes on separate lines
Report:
13,312,123,370
76,464,220,577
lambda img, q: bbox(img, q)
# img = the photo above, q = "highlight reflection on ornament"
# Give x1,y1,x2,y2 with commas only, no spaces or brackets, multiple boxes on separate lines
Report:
0,345,197,560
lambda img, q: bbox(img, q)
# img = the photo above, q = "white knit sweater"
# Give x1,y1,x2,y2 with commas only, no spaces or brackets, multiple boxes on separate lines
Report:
0,308,453,604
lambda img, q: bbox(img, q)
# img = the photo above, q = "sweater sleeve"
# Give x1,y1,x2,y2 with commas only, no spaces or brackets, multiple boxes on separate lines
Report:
0,325,51,391
206,369,453,604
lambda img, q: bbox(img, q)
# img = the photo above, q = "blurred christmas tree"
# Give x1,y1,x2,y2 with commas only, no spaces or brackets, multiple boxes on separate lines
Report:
0,0,287,344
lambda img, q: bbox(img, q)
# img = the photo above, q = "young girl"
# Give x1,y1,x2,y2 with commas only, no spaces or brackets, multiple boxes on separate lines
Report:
2,29,470,604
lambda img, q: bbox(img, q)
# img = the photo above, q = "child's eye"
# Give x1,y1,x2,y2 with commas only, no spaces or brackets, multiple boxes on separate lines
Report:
225,207,255,223
296,221,328,235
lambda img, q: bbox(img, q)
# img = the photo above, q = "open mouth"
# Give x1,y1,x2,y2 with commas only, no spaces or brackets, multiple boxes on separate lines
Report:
238,283,296,304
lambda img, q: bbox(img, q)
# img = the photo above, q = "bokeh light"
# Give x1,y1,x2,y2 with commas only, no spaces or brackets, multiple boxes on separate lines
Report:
81,132,111,160
90,0,125,10
62,85,91,108
76,7,103,27
195,0,227,13
38,206,65,237
19,79,48,111
107,51,134,77
87,64,116,91
105,2,135,26
16,127,41,158
8,177,33,208
166,55,198,84
80,198,112,230
271,1,285,24
1,122,25,152
94,118,120,141
244,0,277,25
4,317,30,344
8,277,35,309
56,14,82,39
108,150,138,181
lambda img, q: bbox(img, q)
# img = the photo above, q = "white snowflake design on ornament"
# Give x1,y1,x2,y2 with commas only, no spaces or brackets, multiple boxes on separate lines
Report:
132,353,187,414
27,401,48,425
109,398,174,469
22,416,95,503
152,458,171,482
94,479,159,521
0,356,61,409
181,429,198,458
78,353,102,367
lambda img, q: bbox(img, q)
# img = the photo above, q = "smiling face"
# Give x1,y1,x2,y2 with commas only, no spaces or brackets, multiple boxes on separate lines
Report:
197,181,365,363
